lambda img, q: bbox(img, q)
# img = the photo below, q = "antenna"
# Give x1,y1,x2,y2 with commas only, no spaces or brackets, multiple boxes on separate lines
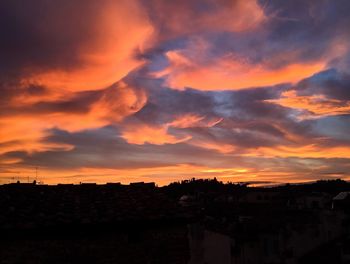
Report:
10,171,20,184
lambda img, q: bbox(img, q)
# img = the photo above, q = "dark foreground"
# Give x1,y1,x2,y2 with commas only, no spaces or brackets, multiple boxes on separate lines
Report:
1,179,350,264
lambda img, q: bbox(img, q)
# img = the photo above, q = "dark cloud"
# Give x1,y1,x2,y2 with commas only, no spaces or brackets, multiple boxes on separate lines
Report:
2,126,232,170
31,91,99,114
295,69,350,101
0,0,105,80
0,85,98,117
133,88,217,125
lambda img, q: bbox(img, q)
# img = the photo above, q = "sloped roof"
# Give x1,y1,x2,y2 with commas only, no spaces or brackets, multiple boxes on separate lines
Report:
333,192,350,200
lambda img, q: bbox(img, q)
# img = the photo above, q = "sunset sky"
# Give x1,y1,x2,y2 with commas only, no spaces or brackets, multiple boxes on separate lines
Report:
1,0,350,185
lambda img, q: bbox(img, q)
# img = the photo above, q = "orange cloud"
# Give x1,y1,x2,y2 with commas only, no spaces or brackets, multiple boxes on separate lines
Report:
90,82,147,124
0,82,147,156
0,115,75,155
121,123,191,145
244,144,350,159
190,140,235,154
157,50,326,90
121,121,236,153
266,90,350,118
0,1,153,160
121,114,224,146
119,114,236,154
25,0,154,92
168,114,223,128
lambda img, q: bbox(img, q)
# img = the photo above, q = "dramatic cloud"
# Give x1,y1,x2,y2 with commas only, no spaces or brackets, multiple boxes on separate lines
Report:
1,0,350,184
154,39,326,90
0,0,153,90
268,69,350,119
